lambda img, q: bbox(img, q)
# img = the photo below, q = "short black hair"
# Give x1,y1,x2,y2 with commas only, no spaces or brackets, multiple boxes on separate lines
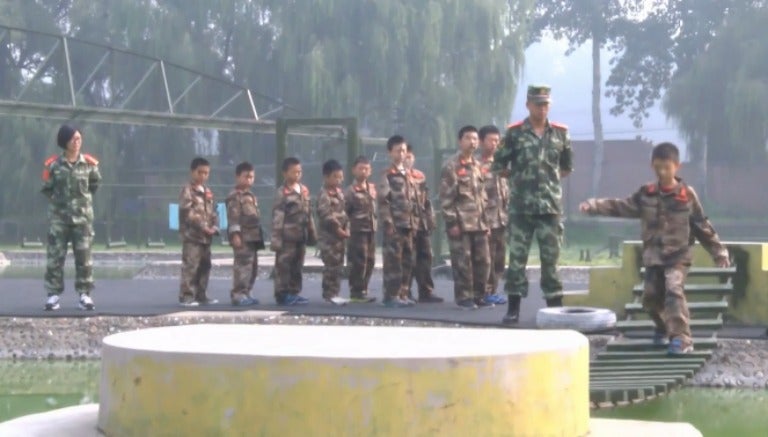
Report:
651,142,680,162
478,125,500,140
322,159,343,176
352,155,370,166
458,125,478,140
387,135,406,151
190,157,210,170
235,161,254,176
282,157,301,172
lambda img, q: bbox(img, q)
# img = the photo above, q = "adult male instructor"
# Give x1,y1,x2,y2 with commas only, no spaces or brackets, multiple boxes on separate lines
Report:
492,85,573,324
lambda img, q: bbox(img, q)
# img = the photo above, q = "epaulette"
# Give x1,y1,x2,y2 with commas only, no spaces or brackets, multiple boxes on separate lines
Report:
675,184,689,203
300,184,310,196
83,153,99,165
204,187,213,200
410,169,425,179
44,155,58,167
283,187,292,195
506,120,524,130
643,183,657,195
550,121,568,130
388,167,399,175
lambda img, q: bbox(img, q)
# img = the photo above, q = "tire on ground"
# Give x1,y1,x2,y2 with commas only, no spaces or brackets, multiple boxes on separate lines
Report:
535,307,617,333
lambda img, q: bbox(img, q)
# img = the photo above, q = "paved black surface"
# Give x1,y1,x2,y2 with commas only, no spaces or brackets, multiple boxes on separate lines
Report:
0,277,576,328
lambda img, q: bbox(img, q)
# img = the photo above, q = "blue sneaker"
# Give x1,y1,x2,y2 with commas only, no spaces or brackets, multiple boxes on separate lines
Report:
278,294,307,306
456,299,478,310
477,296,496,308
667,338,694,356
383,298,412,308
489,293,508,304
653,331,669,346
233,296,259,306
295,295,309,305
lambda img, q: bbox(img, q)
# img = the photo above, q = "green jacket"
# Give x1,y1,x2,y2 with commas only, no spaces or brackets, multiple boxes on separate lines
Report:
41,153,101,226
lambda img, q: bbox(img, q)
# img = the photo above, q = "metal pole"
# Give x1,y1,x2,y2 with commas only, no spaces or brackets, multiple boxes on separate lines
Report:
15,40,61,101
61,37,77,106
346,117,359,177
275,118,287,187
159,61,174,114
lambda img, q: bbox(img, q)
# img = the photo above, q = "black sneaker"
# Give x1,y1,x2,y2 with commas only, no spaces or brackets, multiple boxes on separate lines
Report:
456,299,478,310
475,297,495,309
418,294,444,303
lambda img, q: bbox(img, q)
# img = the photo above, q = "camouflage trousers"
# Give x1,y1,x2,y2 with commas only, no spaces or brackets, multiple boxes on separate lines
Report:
382,228,413,300
44,223,94,295
231,242,259,301
643,265,691,345
448,231,490,302
179,241,212,301
505,214,563,298
487,227,507,295
274,241,305,298
320,239,345,299
408,230,434,298
347,232,375,298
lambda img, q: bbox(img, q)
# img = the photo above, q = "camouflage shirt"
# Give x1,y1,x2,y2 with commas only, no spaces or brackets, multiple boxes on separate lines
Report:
411,169,436,232
377,165,418,231
439,153,487,232
344,181,377,233
492,118,573,215
179,182,219,245
478,154,509,229
225,188,263,243
583,179,729,267
316,186,349,247
271,183,317,247
41,153,101,226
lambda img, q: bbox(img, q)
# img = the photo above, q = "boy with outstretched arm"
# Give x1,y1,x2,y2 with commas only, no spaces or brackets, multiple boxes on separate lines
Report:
580,142,729,355
178,157,220,307
226,161,264,306
271,157,317,305
316,159,351,306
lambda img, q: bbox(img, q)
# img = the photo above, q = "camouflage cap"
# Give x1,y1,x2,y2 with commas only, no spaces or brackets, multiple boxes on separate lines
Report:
527,84,551,103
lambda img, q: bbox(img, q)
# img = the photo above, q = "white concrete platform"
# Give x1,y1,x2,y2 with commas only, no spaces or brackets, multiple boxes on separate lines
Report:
97,324,591,435
0,404,703,437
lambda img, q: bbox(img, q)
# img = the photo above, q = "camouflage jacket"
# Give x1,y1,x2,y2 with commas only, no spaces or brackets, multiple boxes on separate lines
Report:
492,118,573,215
179,182,219,245
271,183,317,247
316,186,349,248
439,153,487,232
583,179,729,267
225,188,263,243
410,168,436,232
41,153,101,226
478,154,509,229
344,181,377,233
377,165,418,231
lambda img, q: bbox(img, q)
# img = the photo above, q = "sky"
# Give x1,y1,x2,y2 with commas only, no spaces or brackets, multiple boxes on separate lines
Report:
513,38,688,159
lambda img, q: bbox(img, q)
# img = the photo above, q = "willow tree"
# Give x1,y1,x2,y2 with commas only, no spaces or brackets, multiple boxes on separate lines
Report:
664,6,768,171
261,0,532,160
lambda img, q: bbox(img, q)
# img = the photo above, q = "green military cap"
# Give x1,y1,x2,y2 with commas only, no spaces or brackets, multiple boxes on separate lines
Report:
527,84,551,103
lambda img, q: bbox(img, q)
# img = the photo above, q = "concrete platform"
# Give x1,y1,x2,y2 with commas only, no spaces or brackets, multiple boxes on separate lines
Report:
97,324,590,436
0,404,702,437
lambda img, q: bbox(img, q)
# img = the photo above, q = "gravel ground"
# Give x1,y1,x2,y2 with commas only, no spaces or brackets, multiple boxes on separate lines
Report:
688,339,768,389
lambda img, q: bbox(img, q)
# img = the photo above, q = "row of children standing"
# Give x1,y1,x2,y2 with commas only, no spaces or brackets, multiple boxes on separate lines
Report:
175,125,510,308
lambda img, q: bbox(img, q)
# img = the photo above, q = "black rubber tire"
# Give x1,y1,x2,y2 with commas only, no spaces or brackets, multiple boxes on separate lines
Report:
535,307,617,333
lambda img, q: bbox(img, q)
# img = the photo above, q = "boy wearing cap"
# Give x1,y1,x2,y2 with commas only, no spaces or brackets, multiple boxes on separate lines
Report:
41,125,101,311
492,85,573,324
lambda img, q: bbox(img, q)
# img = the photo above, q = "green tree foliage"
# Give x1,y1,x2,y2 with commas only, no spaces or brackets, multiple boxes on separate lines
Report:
664,6,768,165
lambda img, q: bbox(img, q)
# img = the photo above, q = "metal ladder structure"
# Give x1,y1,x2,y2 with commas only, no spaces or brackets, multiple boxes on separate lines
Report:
589,266,736,407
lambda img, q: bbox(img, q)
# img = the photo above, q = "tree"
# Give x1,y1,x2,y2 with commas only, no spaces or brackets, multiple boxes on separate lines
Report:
529,0,650,198
664,6,768,167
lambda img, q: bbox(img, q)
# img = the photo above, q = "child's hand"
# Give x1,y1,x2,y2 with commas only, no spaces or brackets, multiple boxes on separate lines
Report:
447,226,461,238
230,234,242,249
716,257,730,268
204,227,217,236
336,228,350,239
578,202,591,214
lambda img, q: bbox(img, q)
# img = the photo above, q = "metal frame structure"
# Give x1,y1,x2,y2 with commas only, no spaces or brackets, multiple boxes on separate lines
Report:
0,24,383,142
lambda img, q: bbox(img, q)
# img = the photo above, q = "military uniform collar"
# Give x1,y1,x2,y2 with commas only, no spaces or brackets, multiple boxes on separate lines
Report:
523,117,551,132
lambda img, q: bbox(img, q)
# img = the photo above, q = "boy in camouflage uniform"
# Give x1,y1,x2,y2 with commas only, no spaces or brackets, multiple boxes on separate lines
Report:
404,144,443,303
41,125,101,311
225,161,264,306
178,157,220,307
440,125,492,310
317,159,350,306
344,156,377,303
492,85,573,324
478,125,509,305
378,135,417,308
580,142,729,355
271,157,316,305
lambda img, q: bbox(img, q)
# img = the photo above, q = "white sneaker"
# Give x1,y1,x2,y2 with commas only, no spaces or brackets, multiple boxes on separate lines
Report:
44,295,60,311
326,296,349,306
78,294,95,311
